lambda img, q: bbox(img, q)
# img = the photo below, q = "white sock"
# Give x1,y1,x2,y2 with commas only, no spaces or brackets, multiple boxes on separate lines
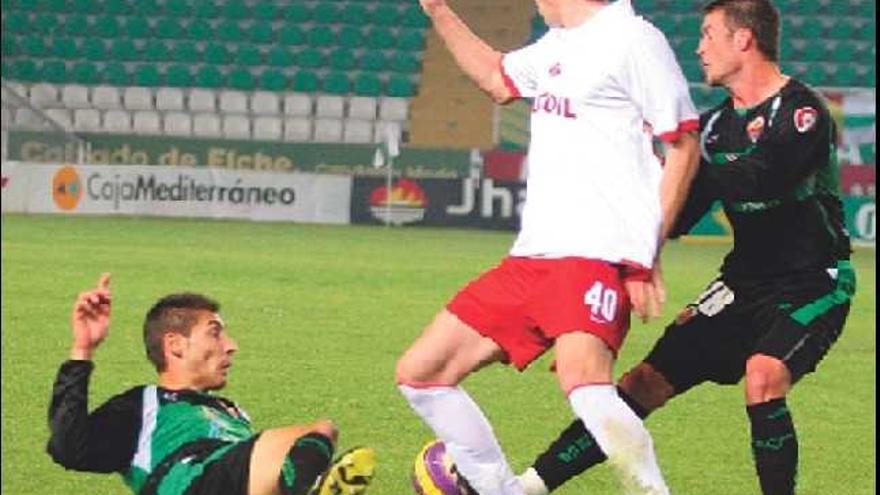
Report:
517,467,550,495
399,385,525,495
568,385,669,495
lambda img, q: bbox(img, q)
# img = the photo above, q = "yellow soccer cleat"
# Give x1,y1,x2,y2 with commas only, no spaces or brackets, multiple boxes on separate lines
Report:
313,447,377,495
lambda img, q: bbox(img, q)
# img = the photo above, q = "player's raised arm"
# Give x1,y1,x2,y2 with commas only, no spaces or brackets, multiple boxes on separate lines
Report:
659,131,701,242
70,273,112,361
420,0,515,104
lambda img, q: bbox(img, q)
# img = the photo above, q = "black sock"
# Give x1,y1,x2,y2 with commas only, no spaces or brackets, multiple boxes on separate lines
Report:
747,398,798,495
278,433,335,495
532,386,649,492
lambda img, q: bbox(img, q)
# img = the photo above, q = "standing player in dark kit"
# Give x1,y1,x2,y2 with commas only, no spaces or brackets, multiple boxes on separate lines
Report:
48,274,377,495
511,1,855,495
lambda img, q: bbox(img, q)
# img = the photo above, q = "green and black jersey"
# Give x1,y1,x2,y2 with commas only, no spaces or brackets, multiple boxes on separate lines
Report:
673,78,852,279
47,360,254,494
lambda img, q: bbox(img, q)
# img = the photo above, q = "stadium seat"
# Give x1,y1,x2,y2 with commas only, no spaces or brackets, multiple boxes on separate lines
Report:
313,3,342,24
70,0,100,14
165,0,192,17
62,84,91,109
343,119,374,143
399,29,426,51
219,90,248,114
156,87,185,111
308,26,337,47
222,0,250,20
3,12,29,34
133,64,163,87
279,25,307,46
253,116,283,140
124,17,152,39
401,5,429,28
236,45,263,67
94,16,121,38
165,111,194,136
284,117,312,141
38,61,68,84
132,110,162,135
122,86,154,111
329,49,357,71
390,53,422,73
63,14,90,37
371,4,401,27
2,36,20,57
45,108,73,129
253,2,277,21
284,4,311,23
379,97,409,121
73,108,102,132
143,40,171,62
91,85,123,110
313,118,343,142
155,18,185,40
222,114,251,139
193,2,221,19
353,73,383,97
387,76,417,97
348,96,378,120
104,63,131,86
171,41,201,64
105,0,131,15
132,0,161,16
250,21,275,44
366,29,396,50
316,95,346,118
110,39,139,61
284,94,313,116
293,71,320,92
166,65,194,88
258,69,288,91
216,21,244,43
29,83,60,107
227,69,256,91
251,91,281,115
189,89,217,112
103,109,132,133
33,13,59,34
188,19,214,40
337,26,364,49
361,51,388,72
195,66,225,88
323,72,352,95
10,59,39,82
21,35,49,57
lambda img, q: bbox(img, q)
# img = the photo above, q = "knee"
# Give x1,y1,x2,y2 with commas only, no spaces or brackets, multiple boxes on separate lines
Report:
310,419,338,444
617,363,674,413
745,355,791,404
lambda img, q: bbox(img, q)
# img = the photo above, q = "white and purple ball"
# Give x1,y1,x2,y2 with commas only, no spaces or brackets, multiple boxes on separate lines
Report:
411,440,463,495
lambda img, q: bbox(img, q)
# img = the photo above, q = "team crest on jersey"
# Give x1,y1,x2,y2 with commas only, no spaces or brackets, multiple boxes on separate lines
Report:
794,106,818,133
746,116,765,143
549,62,562,77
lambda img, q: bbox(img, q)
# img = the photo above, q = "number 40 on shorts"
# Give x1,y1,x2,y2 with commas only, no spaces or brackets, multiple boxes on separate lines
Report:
584,282,618,323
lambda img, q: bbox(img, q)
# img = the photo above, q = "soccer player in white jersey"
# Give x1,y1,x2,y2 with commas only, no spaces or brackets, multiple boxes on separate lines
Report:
396,1,700,494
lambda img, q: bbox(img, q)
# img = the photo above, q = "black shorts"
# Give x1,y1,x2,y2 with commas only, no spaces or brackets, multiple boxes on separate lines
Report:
645,261,855,394
184,435,259,495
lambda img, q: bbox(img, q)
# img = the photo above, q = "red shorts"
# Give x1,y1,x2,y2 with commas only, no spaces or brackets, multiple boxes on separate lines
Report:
447,256,632,370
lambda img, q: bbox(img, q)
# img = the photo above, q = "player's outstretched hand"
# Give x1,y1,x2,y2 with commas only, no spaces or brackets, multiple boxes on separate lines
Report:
70,273,112,360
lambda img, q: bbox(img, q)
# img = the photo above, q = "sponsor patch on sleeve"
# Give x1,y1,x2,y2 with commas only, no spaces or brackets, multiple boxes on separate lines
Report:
793,106,819,133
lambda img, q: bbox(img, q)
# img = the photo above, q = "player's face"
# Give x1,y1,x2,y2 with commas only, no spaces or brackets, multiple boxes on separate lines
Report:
180,311,238,391
697,10,739,86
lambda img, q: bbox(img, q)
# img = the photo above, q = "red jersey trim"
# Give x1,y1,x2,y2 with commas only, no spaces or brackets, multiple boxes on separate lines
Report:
499,58,521,98
657,119,699,143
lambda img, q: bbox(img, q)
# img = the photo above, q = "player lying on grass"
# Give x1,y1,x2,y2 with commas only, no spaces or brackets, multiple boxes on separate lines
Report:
511,1,855,495
47,274,377,495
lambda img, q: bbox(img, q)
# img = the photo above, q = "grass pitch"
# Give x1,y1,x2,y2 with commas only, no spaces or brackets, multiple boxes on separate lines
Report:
1,214,875,495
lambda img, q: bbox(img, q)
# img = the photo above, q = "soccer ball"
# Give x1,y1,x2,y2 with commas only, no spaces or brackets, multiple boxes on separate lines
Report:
411,440,469,495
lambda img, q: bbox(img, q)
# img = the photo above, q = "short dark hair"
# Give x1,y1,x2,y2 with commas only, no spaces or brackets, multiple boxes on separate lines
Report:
703,0,780,62
143,293,219,371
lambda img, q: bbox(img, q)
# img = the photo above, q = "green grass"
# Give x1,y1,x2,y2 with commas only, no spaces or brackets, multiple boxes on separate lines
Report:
2,214,875,495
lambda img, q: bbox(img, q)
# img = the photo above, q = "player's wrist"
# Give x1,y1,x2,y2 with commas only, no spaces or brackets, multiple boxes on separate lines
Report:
69,346,94,361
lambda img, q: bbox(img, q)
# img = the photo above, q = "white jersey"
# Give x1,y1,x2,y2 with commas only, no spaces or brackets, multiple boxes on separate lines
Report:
501,0,697,269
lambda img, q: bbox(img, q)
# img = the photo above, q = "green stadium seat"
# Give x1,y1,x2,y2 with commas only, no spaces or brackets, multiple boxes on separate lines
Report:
171,41,201,63
39,60,68,84
204,43,231,64
63,14,89,36
353,72,383,96
132,0,161,16
830,41,859,63
323,72,351,95
11,59,39,81
110,39,139,61
42,0,70,13
249,21,275,44
193,2,220,19
142,40,170,62
2,36,20,57
104,0,131,15
93,16,121,38
236,44,263,66
259,69,288,91
828,17,857,40
308,25,336,47
831,64,859,87
329,48,356,70
399,29,426,51
21,35,49,57
195,65,225,88
338,26,364,49
284,4,311,23
366,28,396,49
71,61,101,84
668,0,699,14
156,18,185,39
216,20,245,42
228,68,256,90
253,2,277,21
3,12,29,34
222,0,250,19
800,21,825,40
360,50,387,72
296,48,324,69
133,64,162,86
165,0,192,17
33,13,59,34
267,46,295,67
81,38,108,61
279,25,307,46
124,17,152,38
681,60,703,82
859,21,876,42
389,52,421,73
313,3,341,24
293,70,320,92
104,62,130,85
650,14,678,37
70,0,100,14
50,37,80,59
188,19,213,40
401,5,429,28
165,64,193,87
371,4,401,26
800,39,827,62
387,75,416,97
